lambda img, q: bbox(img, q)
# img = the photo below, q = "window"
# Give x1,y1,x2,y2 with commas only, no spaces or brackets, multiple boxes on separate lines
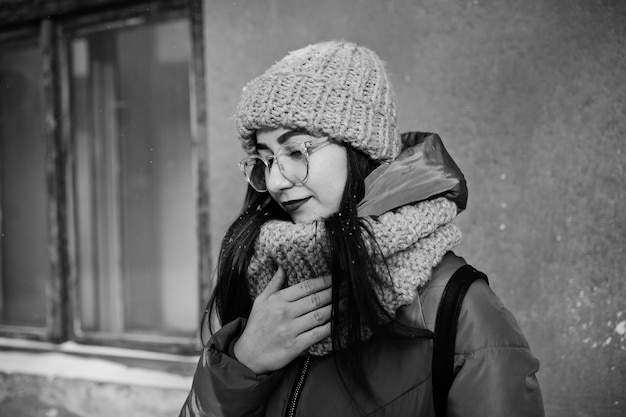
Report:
0,38,48,329
0,0,208,354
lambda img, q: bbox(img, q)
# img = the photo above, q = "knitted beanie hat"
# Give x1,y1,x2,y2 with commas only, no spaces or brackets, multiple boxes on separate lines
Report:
235,41,401,163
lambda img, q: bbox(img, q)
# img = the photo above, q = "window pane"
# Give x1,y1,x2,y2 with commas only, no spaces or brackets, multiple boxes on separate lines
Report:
72,18,198,337
0,42,48,327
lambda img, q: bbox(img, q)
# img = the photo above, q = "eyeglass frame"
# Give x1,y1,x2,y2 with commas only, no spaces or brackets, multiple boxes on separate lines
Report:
239,136,332,192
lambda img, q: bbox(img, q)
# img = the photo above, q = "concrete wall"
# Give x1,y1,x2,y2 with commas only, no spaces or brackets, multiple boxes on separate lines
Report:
204,0,625,416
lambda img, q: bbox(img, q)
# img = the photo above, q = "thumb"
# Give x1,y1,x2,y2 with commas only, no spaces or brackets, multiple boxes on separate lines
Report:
259,266,286,298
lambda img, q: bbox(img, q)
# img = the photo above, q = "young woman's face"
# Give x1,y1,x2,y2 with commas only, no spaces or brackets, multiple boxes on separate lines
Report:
256,127,348,224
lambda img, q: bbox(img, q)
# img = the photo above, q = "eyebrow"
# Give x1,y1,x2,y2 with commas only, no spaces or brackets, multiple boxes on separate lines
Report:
256,128,309,150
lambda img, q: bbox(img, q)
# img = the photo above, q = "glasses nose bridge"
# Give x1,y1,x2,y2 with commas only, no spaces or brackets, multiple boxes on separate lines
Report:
265,154,293,190
261,154,272,166
263,154,279,174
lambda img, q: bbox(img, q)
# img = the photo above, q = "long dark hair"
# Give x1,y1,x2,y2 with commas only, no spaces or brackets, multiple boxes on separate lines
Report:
202,143,422,407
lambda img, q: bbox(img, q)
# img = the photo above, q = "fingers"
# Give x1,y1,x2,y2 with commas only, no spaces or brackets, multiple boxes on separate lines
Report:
290,287,332,317
293,304,332,333
282,274,332,302
295,322,331,352
258,267,287,299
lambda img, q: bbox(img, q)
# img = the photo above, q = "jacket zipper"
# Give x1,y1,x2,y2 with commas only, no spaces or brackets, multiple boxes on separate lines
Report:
285,355,311,417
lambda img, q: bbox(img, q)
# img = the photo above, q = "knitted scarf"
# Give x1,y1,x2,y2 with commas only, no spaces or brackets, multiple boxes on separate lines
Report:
245,196,461,356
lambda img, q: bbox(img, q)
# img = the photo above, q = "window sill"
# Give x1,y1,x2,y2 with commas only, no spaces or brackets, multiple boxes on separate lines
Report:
0,337,197,389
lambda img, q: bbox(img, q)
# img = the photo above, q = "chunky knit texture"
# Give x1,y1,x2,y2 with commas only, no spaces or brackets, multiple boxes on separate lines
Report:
236,41,401,163
246,197,462,355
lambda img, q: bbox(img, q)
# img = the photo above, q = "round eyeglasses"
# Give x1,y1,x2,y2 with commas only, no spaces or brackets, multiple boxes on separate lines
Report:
239,138,331,193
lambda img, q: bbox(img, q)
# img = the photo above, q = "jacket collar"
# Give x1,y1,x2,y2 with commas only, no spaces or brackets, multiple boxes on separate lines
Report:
357,132,468,217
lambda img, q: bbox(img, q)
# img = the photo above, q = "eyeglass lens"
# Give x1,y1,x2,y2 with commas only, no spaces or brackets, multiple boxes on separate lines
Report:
243,143,309,192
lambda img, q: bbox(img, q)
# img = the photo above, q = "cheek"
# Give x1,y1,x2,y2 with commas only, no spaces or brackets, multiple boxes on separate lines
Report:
316,150,348,207
328,176,347,211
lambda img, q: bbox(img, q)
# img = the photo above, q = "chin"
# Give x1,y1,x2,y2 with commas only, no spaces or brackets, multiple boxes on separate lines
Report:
290,214,317,224
290,211,326,224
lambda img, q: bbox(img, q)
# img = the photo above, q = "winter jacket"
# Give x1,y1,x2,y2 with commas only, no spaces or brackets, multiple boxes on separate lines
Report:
178,252,544,417
179,133,544,416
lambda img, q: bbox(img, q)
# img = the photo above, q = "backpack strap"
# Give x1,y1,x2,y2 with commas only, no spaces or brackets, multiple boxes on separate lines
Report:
432,264,489,416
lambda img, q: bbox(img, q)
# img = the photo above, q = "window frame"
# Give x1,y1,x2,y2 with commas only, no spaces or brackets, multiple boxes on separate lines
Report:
0,0,209,355
0,24,56,342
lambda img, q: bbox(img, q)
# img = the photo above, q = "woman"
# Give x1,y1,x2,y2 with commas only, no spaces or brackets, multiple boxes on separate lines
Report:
180,40,544,416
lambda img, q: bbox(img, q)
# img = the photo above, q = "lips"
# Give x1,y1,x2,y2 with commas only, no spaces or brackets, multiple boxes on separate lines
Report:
281,197,311,212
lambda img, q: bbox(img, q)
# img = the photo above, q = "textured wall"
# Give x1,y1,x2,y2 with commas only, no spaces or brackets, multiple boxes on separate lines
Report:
204,1,625,415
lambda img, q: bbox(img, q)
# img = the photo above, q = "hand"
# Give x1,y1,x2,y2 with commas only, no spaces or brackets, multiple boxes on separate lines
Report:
233,267,332,374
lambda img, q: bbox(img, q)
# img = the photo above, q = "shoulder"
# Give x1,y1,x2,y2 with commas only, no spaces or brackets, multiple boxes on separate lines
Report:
455,277,530,353
419,252,464,331
420,253,530,353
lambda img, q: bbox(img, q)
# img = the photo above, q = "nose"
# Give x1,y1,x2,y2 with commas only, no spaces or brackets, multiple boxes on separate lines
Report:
265,162,293,192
